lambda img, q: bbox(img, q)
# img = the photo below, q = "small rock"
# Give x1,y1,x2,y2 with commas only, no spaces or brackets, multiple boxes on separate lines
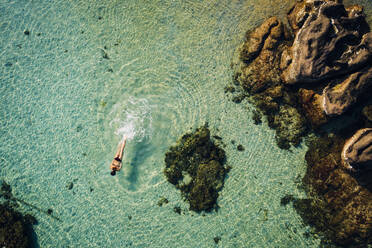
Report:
173,206,181,214
4,62,12,67
76,125,83,132
157,197,169,207
237,145,245,151
213,236,221,244
47,209,53,215
23,30,30,35
67,182,73,190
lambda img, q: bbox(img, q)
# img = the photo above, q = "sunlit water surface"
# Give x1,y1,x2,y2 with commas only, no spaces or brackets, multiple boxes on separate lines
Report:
1,0,371,247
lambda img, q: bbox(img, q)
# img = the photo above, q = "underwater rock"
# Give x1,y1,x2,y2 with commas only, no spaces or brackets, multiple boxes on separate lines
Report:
341,128,372,170
237,144,245,151
298,88,328,128
271,105,306,148
322,66,372,116
362,105,372,122
157,197,169,207
303,135,372,245
0,203,36,248
237,16,291,93
282,0,372,84
164,126,227,212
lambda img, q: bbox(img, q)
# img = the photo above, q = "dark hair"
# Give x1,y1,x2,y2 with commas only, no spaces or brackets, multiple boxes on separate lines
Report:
110,170,116,176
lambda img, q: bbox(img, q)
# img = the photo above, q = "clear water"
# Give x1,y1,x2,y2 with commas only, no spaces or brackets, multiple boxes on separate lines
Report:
1,0,371,247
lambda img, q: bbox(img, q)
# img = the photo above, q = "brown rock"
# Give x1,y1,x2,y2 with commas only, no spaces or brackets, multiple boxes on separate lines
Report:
322,66,372,116
282,0,372,84
342,128,372,170
287,0,309,34
304,135,372,245
298,88,328,128
362,105,372,122
237,17,291,93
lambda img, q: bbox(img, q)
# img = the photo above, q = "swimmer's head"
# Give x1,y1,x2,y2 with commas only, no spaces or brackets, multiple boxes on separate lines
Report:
111,170,116,176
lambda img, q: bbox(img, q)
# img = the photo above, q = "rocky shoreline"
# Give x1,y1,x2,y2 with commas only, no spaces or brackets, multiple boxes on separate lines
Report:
227,0,372,245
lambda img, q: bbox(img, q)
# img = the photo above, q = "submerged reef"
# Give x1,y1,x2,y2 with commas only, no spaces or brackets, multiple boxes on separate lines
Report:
301,135,372,245
164,126,228,212
0,181,38,248
229,0,372,245
0,203,37,248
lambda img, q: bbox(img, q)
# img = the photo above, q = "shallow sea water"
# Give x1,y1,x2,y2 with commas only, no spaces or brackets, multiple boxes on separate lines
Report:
1,0,372,247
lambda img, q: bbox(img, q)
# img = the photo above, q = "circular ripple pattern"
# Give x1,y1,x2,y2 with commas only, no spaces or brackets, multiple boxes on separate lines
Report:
1,0,372,247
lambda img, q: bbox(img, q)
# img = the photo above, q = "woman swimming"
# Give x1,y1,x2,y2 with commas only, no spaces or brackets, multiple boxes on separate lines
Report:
110,136,127,176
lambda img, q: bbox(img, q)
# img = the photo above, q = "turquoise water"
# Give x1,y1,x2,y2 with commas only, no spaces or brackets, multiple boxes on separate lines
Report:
1,0,371,247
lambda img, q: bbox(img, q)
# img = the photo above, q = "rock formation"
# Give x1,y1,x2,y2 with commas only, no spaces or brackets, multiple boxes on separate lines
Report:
227,0,372,245
164,126,228,212
322,66,372,116
282,0,372,85
303,135,372,245
237,16,292,93
342,128,372,170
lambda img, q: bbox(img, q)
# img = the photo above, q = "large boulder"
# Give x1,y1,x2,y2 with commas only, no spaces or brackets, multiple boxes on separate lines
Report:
342,128,372,170
281,0,372,84
322,66,372,116
236,16,291,93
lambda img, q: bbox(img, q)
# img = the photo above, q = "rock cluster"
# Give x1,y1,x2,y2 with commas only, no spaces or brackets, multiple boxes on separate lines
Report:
164,126,228,212
228,0,372,245
303,136,372,245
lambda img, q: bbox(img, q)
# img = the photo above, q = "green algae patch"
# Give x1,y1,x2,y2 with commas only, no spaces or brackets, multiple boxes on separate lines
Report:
164,126,228,212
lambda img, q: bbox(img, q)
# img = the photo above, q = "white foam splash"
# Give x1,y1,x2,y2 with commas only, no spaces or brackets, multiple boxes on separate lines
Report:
109,97,153,142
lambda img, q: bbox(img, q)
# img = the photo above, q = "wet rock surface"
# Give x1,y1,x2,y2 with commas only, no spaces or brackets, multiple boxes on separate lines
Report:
235,16,292,94
282,0,372,84
228,0,372,245
164,126,227,212
322,66,372,116
342,128,372,170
